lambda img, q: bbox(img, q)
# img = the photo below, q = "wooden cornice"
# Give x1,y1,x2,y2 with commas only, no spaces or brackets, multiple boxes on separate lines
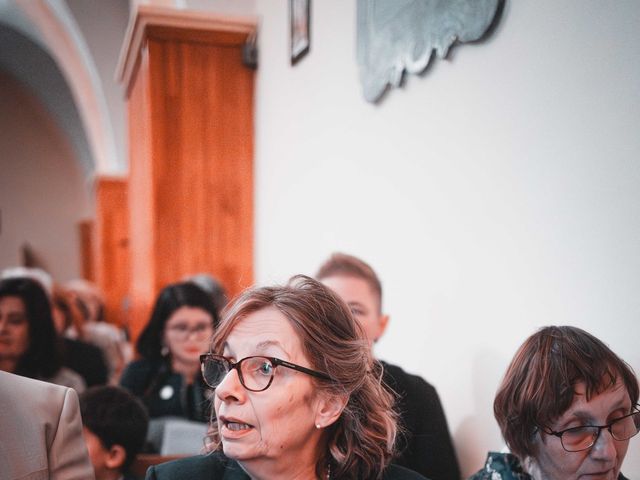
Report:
116,5,258,97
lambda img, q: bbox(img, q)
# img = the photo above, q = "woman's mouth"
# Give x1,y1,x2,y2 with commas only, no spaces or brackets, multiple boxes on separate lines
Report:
581,469,616,479
220,417,254,438
225,422,252,431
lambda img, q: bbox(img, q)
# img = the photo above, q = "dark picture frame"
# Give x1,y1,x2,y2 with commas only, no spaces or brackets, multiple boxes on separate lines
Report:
290,0,310,65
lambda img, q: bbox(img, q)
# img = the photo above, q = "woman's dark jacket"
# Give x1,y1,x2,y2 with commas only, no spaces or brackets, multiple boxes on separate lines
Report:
382,361,460,480
145,452,428,479
120,358,209,422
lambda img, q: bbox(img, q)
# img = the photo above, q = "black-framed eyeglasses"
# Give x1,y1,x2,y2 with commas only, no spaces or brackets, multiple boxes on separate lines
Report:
200,354,332,392
543,409,640,452
166,322,213,341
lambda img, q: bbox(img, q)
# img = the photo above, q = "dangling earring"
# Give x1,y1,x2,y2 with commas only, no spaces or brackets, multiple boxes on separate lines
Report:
161,344,170,357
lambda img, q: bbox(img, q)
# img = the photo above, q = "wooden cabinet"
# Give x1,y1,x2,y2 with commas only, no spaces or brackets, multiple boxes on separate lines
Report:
117,7,256,340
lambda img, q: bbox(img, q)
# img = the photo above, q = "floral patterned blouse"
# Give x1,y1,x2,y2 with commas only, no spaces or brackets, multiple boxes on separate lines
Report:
468,452,630,480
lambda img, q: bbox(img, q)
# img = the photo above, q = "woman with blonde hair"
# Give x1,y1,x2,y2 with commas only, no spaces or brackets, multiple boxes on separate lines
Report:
146,275,425,479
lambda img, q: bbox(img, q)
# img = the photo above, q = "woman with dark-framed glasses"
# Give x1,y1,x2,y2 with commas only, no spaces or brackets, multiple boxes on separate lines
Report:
470,325,639,480
120,281,219,422
146,275,426,480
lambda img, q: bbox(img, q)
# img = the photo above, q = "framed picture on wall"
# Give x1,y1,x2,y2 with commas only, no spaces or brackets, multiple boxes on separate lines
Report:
290,0,310,65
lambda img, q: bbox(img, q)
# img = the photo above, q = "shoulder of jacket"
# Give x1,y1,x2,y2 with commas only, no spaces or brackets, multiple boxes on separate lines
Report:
381,361,437,394
383,463,429,479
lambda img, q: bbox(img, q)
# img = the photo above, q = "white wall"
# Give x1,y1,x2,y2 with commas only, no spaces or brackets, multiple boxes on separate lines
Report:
65,0,130,172
0,71,93,281
246,0,640,476
16,0,637,475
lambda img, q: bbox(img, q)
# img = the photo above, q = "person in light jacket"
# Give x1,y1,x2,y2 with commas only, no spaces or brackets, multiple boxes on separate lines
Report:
0,369,94,479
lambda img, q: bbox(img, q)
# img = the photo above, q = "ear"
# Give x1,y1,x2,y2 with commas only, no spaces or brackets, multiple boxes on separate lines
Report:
104,444,127,470
314,392,348,430
372,314,390,343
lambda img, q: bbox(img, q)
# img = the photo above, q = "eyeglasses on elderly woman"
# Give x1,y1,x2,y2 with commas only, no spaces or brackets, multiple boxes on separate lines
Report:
200,353,332,392
542,409,640,452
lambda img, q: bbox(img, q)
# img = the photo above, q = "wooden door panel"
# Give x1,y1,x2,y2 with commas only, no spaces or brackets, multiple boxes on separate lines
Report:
119,9,255,340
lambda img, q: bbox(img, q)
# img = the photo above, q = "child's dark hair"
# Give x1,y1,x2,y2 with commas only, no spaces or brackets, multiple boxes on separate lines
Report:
80,386,149,472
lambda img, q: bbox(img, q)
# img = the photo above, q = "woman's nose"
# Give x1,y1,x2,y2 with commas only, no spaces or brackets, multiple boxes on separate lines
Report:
590,428,618,461
215,367,245,402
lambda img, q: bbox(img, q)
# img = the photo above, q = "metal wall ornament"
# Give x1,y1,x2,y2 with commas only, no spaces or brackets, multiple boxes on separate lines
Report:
290,0,311,65
357,0,504,103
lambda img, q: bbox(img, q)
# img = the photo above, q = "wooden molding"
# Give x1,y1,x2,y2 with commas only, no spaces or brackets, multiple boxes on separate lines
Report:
78,220,95,282
95,176,129,327
116,5,258,96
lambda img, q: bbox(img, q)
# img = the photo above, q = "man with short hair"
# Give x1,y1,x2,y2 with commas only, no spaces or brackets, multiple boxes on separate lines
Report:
316,252,460,480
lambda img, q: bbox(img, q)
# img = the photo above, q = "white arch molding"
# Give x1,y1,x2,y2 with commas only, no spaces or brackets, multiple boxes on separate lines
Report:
15,0,121,175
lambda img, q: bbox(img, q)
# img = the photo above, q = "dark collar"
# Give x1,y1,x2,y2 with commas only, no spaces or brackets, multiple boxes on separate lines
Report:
221,460,251,480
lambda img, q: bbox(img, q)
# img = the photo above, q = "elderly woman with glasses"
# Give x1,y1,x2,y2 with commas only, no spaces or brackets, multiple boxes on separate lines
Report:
470,325,639,480
120,281,219,422
146,276,426,480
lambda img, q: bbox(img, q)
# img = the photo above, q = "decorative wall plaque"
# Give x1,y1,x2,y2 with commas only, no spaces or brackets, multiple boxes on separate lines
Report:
290,0,310,65
357,0,503,102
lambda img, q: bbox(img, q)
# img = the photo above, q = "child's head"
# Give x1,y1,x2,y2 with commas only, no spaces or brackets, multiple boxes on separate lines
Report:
80,386,149,479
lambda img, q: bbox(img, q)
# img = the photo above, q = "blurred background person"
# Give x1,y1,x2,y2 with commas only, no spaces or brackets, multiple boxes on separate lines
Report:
470,326,639,480
184,273,229,319
0,276,85,391
2,267,109,387
120,281,219,422
66,278,132,384
316,252,460,480
52,283,85,335
1,266,53,294
80,385,149,480
52,284,109,387
147,276,425,479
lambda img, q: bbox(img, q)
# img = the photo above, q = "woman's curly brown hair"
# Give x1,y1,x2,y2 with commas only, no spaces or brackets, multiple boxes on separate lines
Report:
206,275,398,479
494,325,639,460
